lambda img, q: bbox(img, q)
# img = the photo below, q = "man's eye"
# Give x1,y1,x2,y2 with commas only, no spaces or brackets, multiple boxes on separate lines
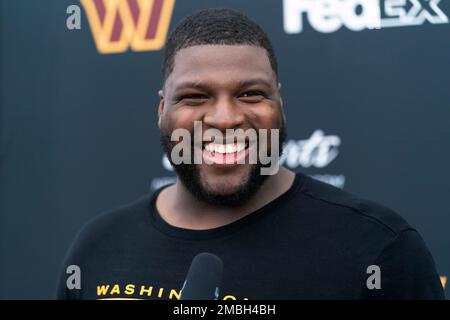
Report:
239,91,265,102
178,94,208,105
183,94,208,99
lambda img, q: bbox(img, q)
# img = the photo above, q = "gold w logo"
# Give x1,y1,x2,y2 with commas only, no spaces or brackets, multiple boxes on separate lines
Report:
80,0,175,54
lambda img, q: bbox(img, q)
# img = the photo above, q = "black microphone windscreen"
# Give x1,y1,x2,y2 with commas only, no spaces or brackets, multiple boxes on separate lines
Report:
180,252,223,300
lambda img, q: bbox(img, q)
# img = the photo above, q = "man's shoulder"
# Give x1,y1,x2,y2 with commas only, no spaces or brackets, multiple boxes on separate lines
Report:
71,194,152,249
296,172,413,236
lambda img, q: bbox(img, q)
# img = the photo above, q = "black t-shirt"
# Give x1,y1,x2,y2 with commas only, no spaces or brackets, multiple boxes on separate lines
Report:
56,172,445,300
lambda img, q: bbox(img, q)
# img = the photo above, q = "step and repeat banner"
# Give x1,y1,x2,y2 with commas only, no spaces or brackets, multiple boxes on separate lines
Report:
1,0,449,298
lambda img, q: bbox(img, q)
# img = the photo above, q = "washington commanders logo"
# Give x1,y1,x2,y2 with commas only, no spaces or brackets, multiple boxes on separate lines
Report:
80,0,175,54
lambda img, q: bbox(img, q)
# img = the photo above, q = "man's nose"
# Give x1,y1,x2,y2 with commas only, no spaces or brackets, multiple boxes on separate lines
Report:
203,96,245,131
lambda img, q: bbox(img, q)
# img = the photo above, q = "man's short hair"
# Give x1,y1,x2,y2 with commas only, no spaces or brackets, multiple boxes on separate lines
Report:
162,8,278,83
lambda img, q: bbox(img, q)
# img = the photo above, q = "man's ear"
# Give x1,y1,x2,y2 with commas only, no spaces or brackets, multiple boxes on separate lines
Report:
157,89,164,129
280,96,286,124
277,82,286,123
277,82,284,108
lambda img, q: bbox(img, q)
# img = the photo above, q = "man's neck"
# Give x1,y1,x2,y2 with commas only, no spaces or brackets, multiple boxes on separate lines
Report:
156,167,296,230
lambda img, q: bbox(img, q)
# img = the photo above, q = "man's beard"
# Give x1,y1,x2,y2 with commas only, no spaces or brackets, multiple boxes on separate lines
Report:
160,124,287,207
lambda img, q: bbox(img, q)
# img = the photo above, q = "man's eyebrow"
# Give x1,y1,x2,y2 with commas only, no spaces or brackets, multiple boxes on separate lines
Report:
237,79,273,88
173,79,274,91
174,82,209,91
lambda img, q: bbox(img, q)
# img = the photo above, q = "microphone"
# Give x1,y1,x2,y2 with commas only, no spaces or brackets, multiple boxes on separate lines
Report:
180,252,223,300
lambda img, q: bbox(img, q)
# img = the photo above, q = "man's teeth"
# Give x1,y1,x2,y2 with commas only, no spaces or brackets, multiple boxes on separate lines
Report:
204,142,247,154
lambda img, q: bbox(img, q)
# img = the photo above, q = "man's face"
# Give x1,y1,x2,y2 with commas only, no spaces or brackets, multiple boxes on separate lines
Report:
159,44,286,206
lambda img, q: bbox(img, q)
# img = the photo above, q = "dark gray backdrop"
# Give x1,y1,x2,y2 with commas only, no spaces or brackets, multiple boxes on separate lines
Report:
1,0,449,299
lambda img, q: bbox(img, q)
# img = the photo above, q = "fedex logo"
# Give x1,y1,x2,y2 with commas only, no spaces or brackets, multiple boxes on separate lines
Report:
283,0,449,33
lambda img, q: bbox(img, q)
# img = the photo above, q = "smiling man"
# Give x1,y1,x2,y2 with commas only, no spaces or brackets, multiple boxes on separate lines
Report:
157,40,292,226
57,8,445,300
